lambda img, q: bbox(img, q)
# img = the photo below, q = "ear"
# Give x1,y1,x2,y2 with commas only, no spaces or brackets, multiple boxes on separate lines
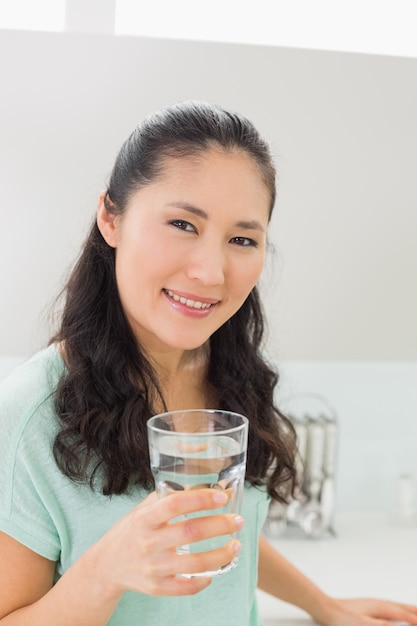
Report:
96,192,118,248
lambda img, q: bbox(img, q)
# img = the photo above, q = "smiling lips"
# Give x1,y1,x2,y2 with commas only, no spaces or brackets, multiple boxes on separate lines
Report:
163,289,219,311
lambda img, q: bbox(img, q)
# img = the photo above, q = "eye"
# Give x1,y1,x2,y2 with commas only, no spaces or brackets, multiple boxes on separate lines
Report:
169,220,197,233
230,236,258,248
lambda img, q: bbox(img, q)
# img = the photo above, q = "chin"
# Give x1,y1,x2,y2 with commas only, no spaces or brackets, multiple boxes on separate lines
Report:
165,333,211,352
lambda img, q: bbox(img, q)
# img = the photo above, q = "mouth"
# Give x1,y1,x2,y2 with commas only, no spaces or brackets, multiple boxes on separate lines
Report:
163,289,219,310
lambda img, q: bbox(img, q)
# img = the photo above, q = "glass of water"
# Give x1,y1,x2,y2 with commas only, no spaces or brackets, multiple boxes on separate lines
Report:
147,409,248,577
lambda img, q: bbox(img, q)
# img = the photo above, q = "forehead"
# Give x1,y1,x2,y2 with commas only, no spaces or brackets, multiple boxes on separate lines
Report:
158,145,265,178
153,147,272,206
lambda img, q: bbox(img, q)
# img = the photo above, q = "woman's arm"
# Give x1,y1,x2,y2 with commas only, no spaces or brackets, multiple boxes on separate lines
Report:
258,535,417,625
0,533,56,619
0,489,242,625
258,534,333,623
0,532,122,625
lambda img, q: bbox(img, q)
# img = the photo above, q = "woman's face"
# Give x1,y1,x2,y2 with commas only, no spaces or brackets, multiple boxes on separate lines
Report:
98,147,271,361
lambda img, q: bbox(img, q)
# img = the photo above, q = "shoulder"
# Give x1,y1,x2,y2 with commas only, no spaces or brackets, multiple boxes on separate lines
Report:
0,346,66,560
0,344,63,400
0,344,64,446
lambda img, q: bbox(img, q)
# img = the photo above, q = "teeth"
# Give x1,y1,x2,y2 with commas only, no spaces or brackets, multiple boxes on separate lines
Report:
166,290,213,310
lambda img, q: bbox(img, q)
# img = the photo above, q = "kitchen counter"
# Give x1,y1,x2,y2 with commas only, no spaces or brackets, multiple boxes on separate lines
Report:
257,512,417,625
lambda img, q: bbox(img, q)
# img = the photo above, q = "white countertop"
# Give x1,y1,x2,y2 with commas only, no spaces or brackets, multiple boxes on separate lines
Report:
257,512,417,625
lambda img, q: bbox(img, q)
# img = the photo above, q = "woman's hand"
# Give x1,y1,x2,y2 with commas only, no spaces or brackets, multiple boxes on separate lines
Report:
318,597,417,626
257,537,417,626
89,488,243,600
0,490,241,624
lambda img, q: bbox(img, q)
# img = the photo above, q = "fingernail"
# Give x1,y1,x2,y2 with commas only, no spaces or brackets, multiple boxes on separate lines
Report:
234,515,244,529
232,541,242,554
212,491,228,504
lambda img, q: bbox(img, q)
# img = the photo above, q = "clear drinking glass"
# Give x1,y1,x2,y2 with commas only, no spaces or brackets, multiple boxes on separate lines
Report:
147,409,248,577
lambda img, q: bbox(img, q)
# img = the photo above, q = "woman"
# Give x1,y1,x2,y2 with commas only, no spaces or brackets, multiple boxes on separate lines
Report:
0,101,416,625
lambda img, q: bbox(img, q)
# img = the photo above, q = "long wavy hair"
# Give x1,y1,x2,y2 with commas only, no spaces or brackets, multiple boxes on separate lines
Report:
51,101,297,501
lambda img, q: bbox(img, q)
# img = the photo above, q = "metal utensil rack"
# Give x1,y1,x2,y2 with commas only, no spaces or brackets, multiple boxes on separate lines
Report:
264,394,338,540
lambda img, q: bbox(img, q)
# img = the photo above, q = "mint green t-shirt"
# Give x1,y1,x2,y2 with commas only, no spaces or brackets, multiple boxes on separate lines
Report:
0,346,270,625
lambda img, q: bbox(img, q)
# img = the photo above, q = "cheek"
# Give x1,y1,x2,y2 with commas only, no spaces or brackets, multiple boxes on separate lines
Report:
233,258,264,295
253,255,265,280
116,233,182,292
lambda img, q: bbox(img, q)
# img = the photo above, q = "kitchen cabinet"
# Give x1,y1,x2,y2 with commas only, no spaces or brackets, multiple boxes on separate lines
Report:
258,512,417,625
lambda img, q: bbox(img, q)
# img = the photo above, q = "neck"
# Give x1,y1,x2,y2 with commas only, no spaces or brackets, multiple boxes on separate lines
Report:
149,344,208,380
148,343,214,413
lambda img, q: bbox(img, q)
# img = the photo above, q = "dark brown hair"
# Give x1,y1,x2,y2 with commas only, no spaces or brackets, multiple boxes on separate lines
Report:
51,101,296,501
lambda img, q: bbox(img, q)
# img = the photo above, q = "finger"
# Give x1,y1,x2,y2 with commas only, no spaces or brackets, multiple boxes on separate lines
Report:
177,441,208,454
161,513,244,551
146,488,230,526
368,600,417,623
378,602,417,624
391,601,417,618
352,598,417,626
148,538,241,579
147,573,213,597
173,539,242,577
137,491,159,507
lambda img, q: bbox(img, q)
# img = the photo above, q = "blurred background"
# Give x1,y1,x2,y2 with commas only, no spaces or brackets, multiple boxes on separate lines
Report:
0,0,416,515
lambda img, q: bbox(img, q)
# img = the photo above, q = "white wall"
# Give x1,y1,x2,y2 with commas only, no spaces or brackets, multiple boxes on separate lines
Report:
0,29,416,512
1,354,416,513
0,29,416,359
275,361,417,513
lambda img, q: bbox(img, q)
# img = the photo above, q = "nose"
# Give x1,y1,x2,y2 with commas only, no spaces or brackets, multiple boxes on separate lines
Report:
185,241,226,286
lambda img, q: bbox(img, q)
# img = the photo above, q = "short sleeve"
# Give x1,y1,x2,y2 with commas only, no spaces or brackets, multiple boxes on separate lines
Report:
0,351,63,560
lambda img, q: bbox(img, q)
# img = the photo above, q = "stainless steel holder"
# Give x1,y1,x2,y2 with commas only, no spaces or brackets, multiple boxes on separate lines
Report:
264,394,338,539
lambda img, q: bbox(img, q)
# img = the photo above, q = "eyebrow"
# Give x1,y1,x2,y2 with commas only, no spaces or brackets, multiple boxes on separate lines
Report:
166,201,265,232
